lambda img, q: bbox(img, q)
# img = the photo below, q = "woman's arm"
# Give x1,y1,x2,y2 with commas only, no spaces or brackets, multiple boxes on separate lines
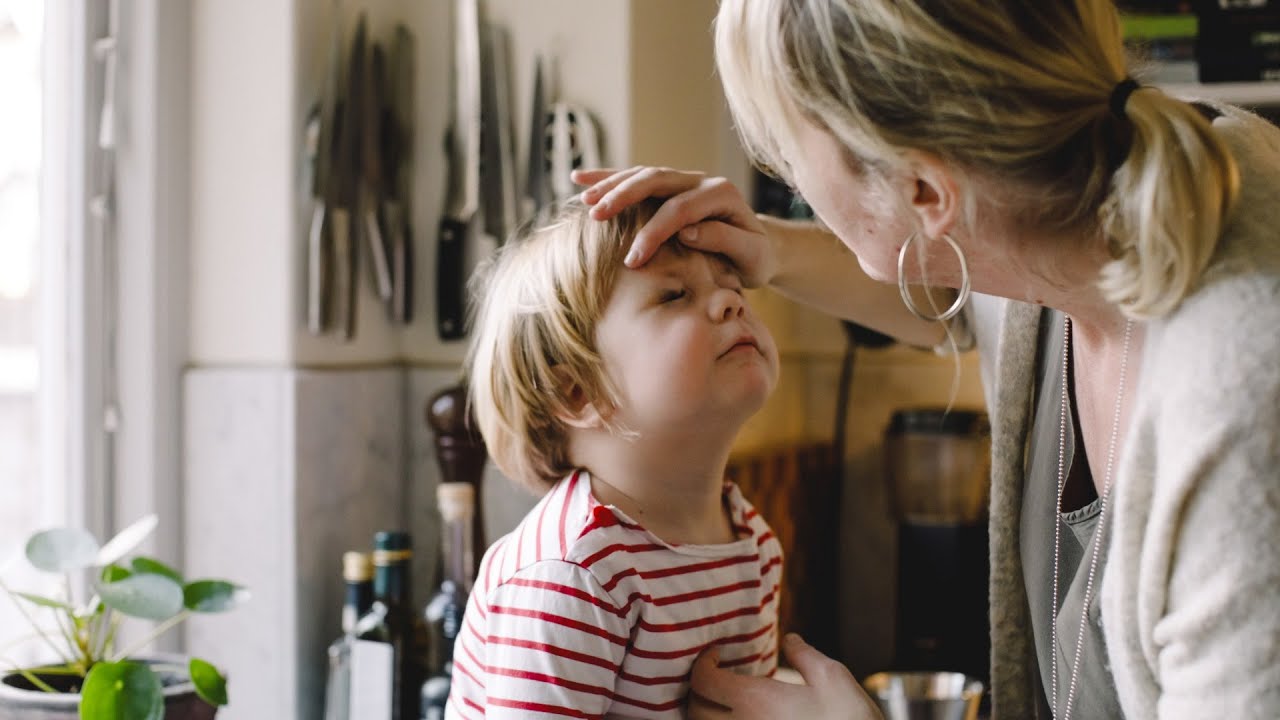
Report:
573,168,948,348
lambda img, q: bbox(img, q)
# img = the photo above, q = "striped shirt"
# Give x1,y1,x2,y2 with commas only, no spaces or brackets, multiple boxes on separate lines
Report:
445,470,784,719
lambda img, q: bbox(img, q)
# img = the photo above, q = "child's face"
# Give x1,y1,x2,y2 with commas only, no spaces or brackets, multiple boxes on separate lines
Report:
593,244,779,433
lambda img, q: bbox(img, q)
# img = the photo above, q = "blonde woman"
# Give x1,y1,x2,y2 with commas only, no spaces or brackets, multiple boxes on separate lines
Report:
575,1,1280,719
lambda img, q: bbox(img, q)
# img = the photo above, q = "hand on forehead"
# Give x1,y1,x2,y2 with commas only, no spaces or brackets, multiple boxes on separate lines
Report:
643,239,741,280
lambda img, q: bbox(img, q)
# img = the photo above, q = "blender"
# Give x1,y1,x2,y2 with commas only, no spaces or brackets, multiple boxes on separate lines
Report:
884,408,992,685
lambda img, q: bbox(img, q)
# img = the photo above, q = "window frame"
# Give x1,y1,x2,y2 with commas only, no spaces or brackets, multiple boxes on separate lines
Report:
39,0,189,652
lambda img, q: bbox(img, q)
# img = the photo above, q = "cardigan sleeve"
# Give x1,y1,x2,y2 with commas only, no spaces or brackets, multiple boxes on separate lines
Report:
1110,291,1280,720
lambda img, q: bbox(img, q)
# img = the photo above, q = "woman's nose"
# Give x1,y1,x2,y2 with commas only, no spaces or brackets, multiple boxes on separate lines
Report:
709,287,746,322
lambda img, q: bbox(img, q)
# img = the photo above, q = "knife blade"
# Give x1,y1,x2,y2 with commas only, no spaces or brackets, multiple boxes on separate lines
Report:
437,0,482,341
305,0,344,335
329,13,367,341
386,25,416,325
362,43,393,303
480,23,516,246
522,55,548,225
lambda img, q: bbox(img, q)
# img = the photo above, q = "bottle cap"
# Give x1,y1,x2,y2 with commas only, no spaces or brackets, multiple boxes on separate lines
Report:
372,530,413,565
342,551,373,582
437,482,476,521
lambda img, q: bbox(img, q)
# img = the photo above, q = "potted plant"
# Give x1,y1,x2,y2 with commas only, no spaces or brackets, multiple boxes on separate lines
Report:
0,514,247,719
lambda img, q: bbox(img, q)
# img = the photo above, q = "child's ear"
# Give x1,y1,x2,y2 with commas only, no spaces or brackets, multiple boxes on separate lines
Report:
553,377,609,430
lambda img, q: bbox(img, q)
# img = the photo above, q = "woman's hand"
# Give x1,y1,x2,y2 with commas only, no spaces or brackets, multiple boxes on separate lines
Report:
687,634,883,720
571,167,778,287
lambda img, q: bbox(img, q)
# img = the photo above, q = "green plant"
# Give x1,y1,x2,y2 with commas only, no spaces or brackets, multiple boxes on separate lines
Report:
0,515,247,719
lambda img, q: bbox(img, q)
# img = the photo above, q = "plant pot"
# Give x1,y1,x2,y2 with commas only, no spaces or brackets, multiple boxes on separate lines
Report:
0,653,217,720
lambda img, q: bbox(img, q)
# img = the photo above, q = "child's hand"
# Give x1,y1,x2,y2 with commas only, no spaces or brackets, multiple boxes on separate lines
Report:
572,167,777,287
687,634,883,719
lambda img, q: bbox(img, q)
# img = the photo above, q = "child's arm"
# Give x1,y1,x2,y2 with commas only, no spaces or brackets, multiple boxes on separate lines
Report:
460,560,631,718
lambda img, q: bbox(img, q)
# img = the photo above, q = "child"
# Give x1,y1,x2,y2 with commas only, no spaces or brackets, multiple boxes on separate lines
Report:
449,199,785,719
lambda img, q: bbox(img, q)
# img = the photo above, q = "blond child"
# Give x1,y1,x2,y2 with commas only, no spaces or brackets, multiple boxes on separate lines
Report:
448,200,784,719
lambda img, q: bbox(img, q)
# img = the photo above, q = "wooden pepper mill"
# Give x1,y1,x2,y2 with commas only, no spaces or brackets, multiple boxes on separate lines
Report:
426,382,488,571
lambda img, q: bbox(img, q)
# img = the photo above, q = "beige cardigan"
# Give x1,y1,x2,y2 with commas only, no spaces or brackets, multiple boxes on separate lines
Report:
973,105,1280,719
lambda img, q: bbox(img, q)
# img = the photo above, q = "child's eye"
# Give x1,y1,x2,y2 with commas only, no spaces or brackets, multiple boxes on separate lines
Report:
659,288,687,304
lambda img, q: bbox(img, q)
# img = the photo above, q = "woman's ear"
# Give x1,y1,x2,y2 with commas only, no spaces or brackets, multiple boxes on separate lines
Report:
900,149,960,240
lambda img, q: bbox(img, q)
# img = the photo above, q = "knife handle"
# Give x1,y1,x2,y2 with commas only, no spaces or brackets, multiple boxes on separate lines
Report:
437,217,468,340
365,207,394,302
306,200,329,334
386,202,412,325
331,208,357,341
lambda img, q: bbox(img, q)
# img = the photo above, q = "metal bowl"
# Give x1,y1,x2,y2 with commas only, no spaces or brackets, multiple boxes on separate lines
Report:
863,671,984,720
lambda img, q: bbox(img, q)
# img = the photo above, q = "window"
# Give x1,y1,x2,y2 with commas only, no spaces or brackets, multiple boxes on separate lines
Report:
0,0,65,666
1,0,190,665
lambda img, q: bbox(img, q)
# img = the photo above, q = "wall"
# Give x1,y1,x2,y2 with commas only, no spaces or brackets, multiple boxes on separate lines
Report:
183,1,988,716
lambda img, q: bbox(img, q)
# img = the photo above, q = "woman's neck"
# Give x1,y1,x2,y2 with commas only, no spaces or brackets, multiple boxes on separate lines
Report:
969,216,1134,342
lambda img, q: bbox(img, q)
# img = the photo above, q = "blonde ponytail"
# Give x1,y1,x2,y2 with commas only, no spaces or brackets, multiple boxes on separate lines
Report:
1099,90,1239,317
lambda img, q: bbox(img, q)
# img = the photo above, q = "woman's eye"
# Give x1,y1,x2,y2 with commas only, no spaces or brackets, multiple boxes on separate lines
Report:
659,289,687,304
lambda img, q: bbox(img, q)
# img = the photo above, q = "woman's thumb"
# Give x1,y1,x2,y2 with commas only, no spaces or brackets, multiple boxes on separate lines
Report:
781,633,834,683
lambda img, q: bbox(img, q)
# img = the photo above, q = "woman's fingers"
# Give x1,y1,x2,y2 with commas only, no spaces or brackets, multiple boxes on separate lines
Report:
591,167,708,220
690,647,798,715
572,166,650,208
780,634,882,718
627,182,767,270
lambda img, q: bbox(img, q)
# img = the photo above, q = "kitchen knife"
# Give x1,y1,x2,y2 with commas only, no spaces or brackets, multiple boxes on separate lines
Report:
304,104,329,334
522,56,548,225
306,0,344,335
437,0,482,341
362,43,394,303
386,25,416,325
329,13,368,341
480,23,516,245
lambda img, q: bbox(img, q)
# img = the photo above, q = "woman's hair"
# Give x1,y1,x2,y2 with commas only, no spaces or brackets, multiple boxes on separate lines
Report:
466,199,662,493
715,0,1239,318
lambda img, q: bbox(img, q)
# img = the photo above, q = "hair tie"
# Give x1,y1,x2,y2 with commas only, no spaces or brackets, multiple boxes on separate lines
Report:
1109,78,1141,119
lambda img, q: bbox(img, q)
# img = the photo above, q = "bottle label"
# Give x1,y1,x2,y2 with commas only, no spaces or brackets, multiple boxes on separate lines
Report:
350,639,394,719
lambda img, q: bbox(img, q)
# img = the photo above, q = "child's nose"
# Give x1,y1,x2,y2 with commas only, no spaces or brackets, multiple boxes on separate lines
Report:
710,288,746,322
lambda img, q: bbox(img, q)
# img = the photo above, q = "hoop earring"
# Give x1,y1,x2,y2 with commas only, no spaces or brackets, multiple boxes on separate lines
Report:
896,231,972,322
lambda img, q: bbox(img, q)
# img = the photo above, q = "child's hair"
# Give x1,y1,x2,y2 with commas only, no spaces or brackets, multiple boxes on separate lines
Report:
466,199,664,493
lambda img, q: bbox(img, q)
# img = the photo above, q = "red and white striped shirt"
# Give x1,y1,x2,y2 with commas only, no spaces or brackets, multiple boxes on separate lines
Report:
446,470,783,719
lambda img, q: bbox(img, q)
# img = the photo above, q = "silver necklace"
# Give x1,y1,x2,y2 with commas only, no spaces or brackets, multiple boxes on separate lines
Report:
1050,316,1134,720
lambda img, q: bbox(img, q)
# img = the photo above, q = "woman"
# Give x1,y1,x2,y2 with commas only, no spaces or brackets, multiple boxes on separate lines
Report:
573,1,1280,718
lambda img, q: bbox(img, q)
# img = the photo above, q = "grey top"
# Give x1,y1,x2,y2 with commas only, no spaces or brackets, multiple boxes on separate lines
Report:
1020,309,1123,719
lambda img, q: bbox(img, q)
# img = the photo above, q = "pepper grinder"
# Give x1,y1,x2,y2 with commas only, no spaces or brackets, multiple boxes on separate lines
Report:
426,382,487,571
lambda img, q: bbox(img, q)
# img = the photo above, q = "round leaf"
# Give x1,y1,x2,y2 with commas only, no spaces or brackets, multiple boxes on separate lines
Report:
183,580,249,613
26,528,99,573
98,574,184,620
131,557,183,585
101,564,131,583
188,657,228,706
79,660,163,720
95,515,158,567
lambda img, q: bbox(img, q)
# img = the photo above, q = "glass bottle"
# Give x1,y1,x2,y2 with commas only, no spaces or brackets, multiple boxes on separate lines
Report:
322,551,374,720
421,482,476,720
351,530,428,720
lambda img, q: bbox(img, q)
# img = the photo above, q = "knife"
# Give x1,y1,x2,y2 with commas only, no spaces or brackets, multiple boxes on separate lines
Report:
385,25,416,325
306,0,344,335
362,43,394,303
522,55,548,225
329,13,367,341
437,0,482,341
480,23,516,246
